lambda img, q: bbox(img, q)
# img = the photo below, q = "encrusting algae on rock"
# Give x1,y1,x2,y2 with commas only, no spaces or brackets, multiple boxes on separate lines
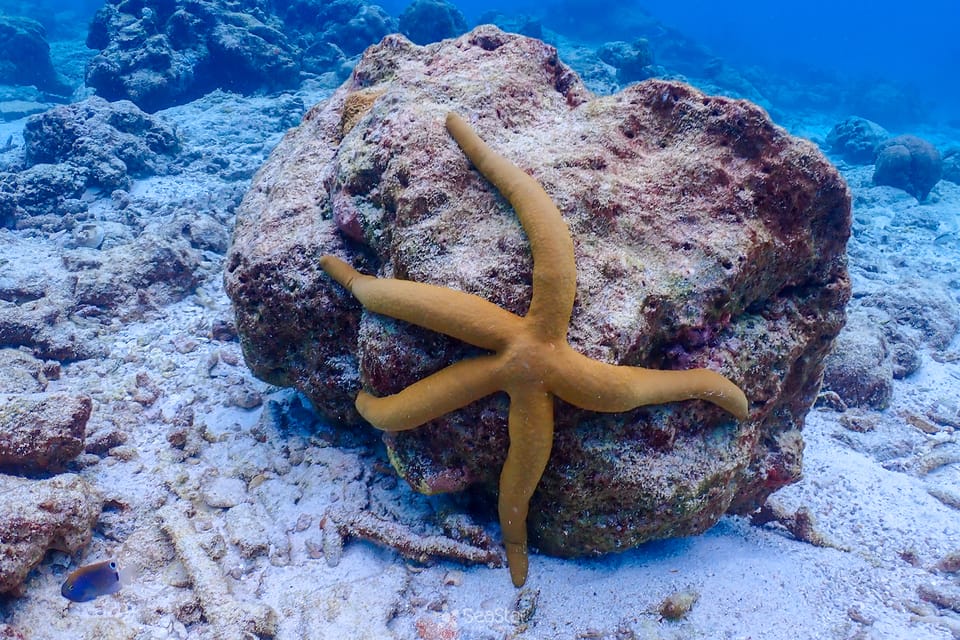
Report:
319,112,749,587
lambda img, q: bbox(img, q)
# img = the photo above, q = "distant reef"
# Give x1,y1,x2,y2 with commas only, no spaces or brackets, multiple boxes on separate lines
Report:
0,15,71,96
84,0,407,112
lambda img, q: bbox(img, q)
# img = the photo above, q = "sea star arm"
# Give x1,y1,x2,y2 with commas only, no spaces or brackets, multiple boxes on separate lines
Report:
499,386,555,587
319,255,522,351
549,345,749,419
355,355,505,431
445,113,577,340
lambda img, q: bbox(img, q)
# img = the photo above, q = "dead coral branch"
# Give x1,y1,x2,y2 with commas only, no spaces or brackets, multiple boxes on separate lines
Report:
322,505,503,568
159,503,278,638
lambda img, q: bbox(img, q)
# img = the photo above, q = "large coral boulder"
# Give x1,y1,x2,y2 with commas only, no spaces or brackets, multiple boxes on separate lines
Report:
225,26,851,556
0,96,180,229
825,116,889,165
86,0,301,112
22,97,180,187
398,0,469,45
0,16,70,95
872,134,942,201
84,0,398,112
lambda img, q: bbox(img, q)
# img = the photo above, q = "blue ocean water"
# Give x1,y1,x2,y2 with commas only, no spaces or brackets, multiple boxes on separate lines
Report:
3,0,957,126
638,0,960,124
396,0,958,126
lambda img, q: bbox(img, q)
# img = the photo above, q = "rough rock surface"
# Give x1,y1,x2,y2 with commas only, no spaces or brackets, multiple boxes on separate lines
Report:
825,116,889,165
858,281,960,351
872,134,942,201
822,310,893,410
85,0,395,112
86,0,299,113
69,234,201,317
0,393,91,472
0,228,203,362
225,27,851,556
823,281,957,409
0,280,98,362
23,97,180,183
0,350,60,394
0,96,180,228
0,15,70,95
0,473,102,595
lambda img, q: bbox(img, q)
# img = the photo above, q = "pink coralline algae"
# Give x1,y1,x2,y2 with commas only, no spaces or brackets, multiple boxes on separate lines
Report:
225,26,851,557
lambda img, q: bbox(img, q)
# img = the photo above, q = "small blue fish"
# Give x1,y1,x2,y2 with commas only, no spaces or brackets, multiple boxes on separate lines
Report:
60,560,125,602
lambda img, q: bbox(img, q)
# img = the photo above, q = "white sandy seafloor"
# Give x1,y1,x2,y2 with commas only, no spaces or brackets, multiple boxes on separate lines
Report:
1,81,960,640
